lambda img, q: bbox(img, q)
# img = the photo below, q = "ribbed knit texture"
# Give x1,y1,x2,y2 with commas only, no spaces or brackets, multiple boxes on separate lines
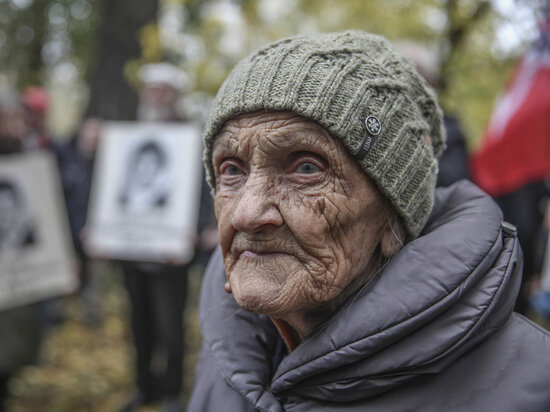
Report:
203,31,446,238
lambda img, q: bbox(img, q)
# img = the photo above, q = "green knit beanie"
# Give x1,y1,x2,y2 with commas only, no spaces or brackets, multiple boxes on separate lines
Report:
203,30,445,238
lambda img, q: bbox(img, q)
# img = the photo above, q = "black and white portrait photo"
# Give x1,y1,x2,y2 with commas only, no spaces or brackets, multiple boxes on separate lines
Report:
0,177,37,255
85,122,203,263
118,139,171,213
0,152,77,311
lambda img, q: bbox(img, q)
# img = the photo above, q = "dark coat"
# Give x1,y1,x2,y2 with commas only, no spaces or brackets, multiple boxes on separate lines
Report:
53,140,94,255
188,181,550,412
0,305,41,373
437,114,470,187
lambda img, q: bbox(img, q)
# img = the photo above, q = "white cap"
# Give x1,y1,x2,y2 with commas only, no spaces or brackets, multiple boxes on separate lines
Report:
138,62,189,91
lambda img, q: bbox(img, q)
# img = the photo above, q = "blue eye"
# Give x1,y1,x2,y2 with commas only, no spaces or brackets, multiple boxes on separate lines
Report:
224,164,243,175
297,162,320,174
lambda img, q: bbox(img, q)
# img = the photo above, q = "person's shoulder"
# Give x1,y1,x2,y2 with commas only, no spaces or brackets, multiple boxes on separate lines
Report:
487,313,550,377
424,313,550,410
507,312,550,344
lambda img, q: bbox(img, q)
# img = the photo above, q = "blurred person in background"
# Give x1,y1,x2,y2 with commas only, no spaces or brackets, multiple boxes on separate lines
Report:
21,87,52,151
530,202,550,319
55,118,102,326
188,31,550,411
471,6,550,315
0,92,42,412
0,94,28,154
118,63,216,412
137,62,184,123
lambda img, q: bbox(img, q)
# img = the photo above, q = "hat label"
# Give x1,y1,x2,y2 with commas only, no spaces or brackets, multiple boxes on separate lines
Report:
354,116,380,160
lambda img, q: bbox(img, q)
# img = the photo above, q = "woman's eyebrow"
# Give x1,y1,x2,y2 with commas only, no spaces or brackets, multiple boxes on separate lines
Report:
213,125,333,156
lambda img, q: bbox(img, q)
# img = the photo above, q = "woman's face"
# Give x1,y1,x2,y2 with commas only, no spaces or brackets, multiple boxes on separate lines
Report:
213,111,395,317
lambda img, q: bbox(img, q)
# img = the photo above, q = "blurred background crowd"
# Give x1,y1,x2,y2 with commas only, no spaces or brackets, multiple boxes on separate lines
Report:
0,0,549,411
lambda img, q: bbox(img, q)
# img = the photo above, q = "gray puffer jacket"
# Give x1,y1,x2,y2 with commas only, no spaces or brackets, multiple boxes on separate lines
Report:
188,181,550,411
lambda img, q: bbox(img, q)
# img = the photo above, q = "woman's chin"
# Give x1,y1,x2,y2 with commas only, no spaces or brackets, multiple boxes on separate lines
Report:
231,283,287,315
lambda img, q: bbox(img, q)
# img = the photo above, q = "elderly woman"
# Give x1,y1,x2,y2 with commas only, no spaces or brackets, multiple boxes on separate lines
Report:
189,31,550,411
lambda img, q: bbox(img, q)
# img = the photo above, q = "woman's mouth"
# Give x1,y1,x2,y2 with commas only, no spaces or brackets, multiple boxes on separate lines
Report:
241,250,287,259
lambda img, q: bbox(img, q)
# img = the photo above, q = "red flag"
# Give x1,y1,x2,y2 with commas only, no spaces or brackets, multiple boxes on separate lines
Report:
471,9,550,197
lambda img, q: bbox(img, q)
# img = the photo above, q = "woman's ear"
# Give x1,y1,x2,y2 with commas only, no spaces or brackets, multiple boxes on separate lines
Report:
380,214,406,258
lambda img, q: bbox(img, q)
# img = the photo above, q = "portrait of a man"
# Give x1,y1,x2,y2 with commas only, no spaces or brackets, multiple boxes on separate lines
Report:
0,177,36,255
118,140,171,213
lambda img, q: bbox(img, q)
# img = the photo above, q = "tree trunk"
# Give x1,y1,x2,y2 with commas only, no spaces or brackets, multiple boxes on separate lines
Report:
23,0,50,88
439,0,491,94
86,0,158,120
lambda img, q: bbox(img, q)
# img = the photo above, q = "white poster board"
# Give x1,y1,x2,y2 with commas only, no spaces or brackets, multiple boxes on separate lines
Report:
85,122,203,264
0,152,77,311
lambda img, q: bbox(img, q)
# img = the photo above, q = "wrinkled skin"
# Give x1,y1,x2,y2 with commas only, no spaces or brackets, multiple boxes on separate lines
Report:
213,111,402,343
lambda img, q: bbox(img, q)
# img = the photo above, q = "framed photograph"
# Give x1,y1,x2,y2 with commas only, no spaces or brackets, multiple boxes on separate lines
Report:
85,122,203,264
0,152,77,311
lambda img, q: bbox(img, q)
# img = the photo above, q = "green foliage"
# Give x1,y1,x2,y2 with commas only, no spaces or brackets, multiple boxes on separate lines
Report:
172,0,512,144
0,0,100,88
0,0,544,142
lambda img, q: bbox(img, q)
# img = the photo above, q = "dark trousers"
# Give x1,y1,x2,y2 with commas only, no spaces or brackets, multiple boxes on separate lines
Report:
496,181,548,314
0,374,8,412
122,263,188,399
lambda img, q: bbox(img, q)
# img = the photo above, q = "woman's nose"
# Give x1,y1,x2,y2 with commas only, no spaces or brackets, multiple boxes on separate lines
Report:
231,176,283,233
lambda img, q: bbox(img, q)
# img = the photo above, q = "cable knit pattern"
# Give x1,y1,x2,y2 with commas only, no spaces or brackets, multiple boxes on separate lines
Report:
203,30,446,238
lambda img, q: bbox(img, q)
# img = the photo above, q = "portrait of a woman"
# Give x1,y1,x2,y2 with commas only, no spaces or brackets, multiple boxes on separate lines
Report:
189,31,550,411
